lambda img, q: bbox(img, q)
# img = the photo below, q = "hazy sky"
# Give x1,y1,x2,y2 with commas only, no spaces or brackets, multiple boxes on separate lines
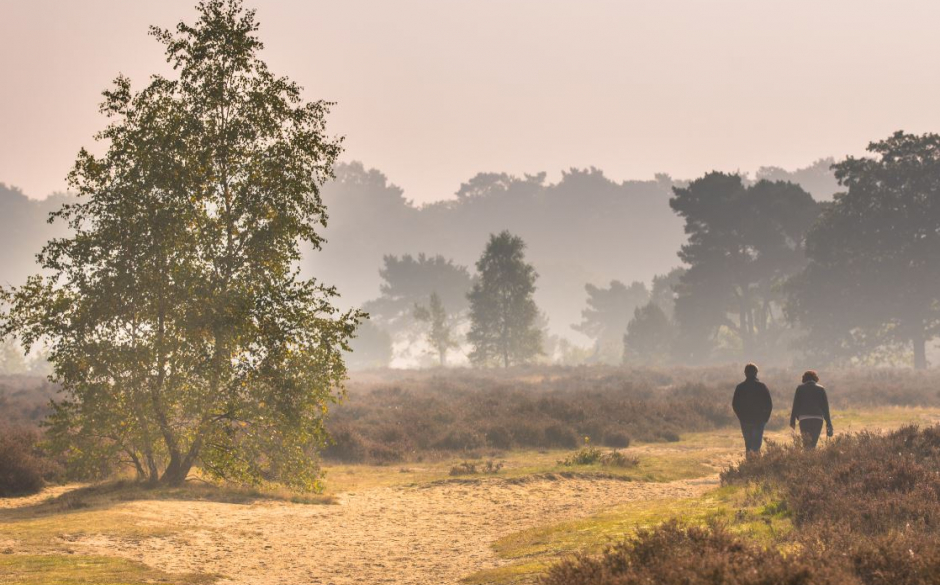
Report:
2,0,939,203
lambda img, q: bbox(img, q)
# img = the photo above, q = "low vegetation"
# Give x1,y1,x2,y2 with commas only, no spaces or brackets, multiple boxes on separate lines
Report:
324,366,940,464
0,426,61,497
557,441,638,468
0,555,214,585
541,424,940,585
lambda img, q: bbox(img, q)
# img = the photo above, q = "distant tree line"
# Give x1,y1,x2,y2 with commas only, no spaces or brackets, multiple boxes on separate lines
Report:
351,132,938,370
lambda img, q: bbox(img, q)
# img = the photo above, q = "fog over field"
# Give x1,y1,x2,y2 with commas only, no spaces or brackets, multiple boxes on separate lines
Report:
3,2,940,585
1,158,837,362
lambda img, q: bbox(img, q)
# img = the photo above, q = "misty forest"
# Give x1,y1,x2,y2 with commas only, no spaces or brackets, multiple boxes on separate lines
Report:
2,1,940,585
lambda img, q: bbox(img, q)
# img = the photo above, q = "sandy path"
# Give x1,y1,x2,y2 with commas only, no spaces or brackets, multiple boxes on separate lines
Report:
78,475,716,585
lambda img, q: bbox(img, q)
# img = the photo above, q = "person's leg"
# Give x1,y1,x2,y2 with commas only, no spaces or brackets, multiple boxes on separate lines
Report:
799,419,823,449
740,422,755,453
752,422,765,452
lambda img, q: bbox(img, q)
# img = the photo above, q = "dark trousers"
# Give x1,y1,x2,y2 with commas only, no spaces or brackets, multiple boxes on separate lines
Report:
740,422,765,453
799,418,824,449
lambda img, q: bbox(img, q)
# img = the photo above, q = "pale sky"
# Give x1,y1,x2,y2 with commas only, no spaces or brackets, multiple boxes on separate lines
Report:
2,0,939,203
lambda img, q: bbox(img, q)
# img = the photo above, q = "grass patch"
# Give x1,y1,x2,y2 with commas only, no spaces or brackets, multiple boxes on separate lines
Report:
0,554,214,585
463,484,791,584
323,447,716,494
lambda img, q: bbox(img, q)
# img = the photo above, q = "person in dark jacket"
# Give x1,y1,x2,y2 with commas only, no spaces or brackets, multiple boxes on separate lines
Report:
789,370,833,449
732,363,773,455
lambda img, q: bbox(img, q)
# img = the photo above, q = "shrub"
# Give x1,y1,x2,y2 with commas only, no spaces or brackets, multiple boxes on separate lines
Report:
320,367,940,463
599,450,639,468
484,426,513,450
508,420,545,447
559,444,603,466
434,428,485,451
449,460,503,476
367,443,405,464
541,521,847,585
0,426,47,496
322,425,368,463
602,430,630,448
544,424,579,448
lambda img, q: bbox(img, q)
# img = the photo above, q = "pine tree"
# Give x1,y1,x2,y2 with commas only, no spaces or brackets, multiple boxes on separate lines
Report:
467,231,542,367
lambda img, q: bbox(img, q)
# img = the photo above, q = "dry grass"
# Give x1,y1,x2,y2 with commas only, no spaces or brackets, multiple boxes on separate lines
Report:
0,554,215,585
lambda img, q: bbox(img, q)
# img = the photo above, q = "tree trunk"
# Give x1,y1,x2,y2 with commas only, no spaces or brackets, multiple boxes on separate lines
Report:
913,330,928,370
160,458,195,486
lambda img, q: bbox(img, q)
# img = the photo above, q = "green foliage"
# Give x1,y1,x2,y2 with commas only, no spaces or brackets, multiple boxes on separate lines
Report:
0,0,361,490
414,292,459,365
786,131,940,369
0,555,215,585
670,174,819,363
448,460,503,476
558,438,638,468
467,231,542,367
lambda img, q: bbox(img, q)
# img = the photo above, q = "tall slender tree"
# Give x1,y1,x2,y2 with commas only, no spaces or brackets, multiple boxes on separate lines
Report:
467,231,542,367
414,292,458,366
0,0,361,489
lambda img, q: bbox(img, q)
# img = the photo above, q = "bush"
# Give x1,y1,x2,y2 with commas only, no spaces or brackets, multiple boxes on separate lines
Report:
548,424,940,585
559,444,604,466
541,521,846,585
484,426,513,450
321,366,940,464
544,424,579,448
0,426,48,496
434,428,485,451
599,450,639,468
449,460,503,476
322,425,368,463
602,430,630,448
723,426,940,533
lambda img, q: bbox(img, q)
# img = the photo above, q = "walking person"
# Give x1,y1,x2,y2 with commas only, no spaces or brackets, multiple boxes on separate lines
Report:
732,363,773,456
789,370,833,449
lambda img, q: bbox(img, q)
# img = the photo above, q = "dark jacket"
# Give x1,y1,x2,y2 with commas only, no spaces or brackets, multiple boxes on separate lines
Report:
789,381,832,427
732,377,773,424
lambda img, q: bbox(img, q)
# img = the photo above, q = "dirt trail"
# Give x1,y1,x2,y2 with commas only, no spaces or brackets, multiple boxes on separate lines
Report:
78,475,717,585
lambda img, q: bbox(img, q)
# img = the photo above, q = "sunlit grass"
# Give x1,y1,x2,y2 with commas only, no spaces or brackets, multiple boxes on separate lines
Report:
0,555,215,585
462,485,791,584
322,447,716,495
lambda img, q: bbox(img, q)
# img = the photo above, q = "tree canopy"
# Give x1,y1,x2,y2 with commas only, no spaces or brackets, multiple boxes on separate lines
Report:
467,231,542,367
363,253,474,333
786,132,940,369
670,174,819,362
0,0,360,489
573,280,649,364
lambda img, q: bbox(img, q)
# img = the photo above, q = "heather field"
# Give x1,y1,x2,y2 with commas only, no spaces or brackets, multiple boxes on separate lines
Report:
3,366,940,584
